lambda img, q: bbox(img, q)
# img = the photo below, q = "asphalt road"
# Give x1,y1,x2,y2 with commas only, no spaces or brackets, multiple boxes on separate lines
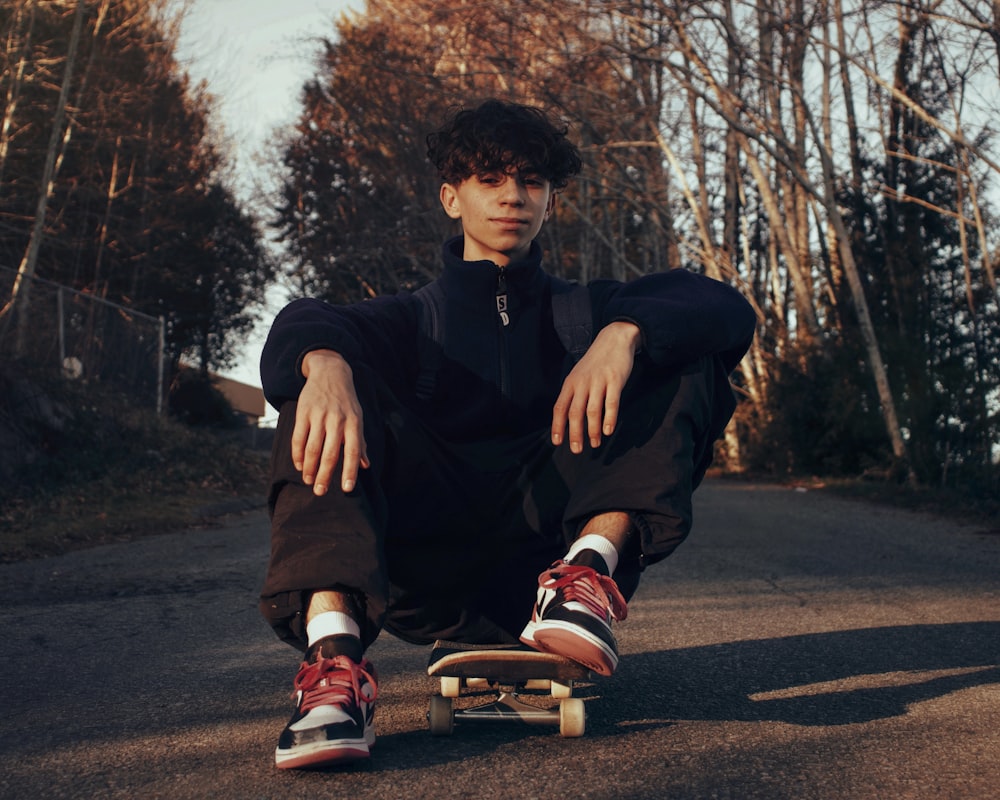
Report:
1,480,998,799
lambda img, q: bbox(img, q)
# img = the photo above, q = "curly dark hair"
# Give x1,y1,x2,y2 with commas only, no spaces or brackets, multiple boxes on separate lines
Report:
426,99,582,190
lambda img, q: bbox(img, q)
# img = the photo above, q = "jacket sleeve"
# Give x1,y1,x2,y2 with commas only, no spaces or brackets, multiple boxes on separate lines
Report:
592,269,756,373
259,294,420,410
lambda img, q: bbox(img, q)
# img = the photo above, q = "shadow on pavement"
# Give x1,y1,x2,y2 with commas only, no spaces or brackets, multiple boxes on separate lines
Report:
291,620,1000,774
9,622,993,782
609,621,1000,728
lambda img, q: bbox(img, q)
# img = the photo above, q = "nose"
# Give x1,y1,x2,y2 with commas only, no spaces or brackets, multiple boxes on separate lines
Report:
499,175,526,205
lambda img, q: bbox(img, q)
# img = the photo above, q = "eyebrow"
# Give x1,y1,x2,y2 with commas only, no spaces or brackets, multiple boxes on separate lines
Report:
475,165,547,178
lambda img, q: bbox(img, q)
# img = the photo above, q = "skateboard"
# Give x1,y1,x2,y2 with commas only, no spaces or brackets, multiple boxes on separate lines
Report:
426,640,592,737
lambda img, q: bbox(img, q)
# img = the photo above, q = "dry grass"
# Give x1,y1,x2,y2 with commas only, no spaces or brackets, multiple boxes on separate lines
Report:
1,392,269,562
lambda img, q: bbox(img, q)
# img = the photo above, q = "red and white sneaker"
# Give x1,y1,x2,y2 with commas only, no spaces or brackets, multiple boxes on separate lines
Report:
520,561,628,676
275,655,378,769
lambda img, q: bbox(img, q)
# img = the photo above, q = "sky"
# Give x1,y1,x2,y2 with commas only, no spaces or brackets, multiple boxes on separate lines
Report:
173,0,359,198
170,0,359,399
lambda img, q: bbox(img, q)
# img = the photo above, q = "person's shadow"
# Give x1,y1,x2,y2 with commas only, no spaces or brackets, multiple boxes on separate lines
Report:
602,621,1000,730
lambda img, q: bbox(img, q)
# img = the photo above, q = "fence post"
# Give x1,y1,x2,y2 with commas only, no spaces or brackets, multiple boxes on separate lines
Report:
157,315,165,416
2,266,170,413
57,286,66,368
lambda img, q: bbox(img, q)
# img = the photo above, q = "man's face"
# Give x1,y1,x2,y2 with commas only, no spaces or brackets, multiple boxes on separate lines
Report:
439,169,556,266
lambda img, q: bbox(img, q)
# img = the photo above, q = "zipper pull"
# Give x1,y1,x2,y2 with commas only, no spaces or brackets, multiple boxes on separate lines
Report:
496,269,510,327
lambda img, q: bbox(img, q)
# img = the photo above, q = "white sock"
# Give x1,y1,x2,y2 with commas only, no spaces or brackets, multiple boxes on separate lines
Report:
306,611,361,647
565,533,620,576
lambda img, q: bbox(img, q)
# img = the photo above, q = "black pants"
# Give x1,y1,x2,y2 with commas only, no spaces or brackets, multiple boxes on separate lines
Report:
259,356,736,652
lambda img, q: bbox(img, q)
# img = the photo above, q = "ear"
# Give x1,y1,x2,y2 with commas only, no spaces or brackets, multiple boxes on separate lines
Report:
543,191,557,220
439,183,463,220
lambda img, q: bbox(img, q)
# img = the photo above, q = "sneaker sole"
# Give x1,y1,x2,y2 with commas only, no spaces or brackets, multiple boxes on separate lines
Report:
530,624,618,676
275,738,372,769
519,619,539,647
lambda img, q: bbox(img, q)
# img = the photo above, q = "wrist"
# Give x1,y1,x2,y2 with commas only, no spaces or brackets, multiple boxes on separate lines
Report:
301,348,346,378
604,321,642,355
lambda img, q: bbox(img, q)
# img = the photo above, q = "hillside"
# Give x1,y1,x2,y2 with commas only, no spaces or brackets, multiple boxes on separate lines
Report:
0,366,269,562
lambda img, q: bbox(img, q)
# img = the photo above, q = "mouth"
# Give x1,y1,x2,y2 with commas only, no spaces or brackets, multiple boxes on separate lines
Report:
492,217,529,227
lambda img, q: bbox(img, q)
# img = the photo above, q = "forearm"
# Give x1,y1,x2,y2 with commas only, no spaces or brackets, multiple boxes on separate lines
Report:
599,270,755,370
260,295,418,410
260,300,363,409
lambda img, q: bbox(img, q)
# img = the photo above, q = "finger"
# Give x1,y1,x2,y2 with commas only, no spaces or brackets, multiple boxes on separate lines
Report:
291,408,310,473
340,418,368,493
567,393,587,454
603,389,621,437
602,372,625,437
311,420,346,496
551,386,572,446
301,427,328,486
587,387,606,448
340,447,360,493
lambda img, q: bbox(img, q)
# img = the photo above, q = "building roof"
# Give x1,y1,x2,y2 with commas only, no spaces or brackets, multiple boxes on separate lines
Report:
211,374,266,420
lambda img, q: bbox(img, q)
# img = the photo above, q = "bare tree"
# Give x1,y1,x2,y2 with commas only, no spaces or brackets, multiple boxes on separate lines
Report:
1,0,86,352
272,0,998,485
0,0,36,191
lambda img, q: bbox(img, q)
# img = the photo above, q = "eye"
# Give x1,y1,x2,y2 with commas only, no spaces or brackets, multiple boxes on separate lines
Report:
523,175,545,187
478,173,502,185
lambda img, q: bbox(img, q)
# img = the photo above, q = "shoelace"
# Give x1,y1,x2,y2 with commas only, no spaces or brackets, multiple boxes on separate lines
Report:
293,655,378,714
539,562,629,621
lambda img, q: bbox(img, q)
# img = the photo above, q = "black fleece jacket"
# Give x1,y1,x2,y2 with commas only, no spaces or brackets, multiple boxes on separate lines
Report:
260,237,756,442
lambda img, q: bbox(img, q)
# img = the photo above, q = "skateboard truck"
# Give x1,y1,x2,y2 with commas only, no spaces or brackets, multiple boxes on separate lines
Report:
426,641,591,737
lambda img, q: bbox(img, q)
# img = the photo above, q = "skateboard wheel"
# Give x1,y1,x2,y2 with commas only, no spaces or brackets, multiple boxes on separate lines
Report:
559,698,585,737
524,679,551,691
429,695,454,735
441,676,462,697
551,680,572,699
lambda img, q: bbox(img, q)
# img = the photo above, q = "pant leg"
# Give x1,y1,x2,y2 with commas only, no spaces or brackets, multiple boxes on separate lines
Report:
524,354,737,598
258,368,561,651
380,429,575,645
260,354,736,650
258,389,390,651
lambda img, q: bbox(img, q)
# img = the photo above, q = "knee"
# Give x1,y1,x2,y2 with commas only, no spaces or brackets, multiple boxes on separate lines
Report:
626,356,735,438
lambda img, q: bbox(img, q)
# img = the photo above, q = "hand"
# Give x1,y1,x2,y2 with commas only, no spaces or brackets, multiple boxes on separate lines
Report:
551,321,641,453
292,350,370,495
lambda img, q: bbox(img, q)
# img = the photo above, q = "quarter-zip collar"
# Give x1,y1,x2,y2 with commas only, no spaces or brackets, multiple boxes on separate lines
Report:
439,235,547,311
436,235,549,417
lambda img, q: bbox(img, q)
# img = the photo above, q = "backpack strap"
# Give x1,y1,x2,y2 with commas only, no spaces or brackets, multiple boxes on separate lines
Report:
549,277,593,363
414,281,445,401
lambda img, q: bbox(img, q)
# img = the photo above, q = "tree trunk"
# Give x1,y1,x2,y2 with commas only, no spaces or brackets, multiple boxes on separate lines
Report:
808,105,916,484
2,0,86,353
0,0,36,192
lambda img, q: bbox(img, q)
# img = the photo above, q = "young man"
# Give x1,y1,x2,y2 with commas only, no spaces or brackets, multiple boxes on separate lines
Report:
259,99,755,769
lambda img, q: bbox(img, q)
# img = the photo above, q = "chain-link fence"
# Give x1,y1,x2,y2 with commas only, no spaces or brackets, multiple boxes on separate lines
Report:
0,267,165,413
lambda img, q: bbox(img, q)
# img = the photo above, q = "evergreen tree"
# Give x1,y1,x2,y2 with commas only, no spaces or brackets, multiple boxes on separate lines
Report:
0,0,276,374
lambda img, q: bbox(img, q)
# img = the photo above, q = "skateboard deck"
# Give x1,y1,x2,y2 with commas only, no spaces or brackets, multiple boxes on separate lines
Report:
426,641,592,737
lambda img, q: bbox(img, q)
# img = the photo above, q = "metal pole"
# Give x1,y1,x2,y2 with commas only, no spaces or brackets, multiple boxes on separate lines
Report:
157,315,165,415
57,286,66,368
